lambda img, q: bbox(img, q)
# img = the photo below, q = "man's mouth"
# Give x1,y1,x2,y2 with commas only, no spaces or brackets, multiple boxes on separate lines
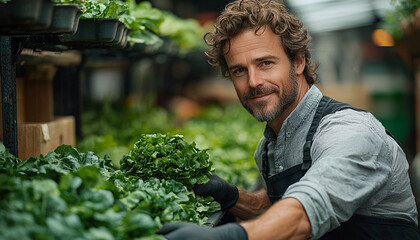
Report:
248,92,272,100
244,87,275,101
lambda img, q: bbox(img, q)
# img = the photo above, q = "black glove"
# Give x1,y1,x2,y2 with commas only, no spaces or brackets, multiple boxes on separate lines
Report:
193,174,239,211
158,222,247,240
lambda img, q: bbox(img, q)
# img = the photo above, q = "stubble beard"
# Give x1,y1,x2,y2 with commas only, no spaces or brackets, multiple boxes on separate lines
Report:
240,65,299,122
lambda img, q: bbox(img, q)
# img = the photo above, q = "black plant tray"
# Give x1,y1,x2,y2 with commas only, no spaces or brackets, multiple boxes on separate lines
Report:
205,211,226,227
58,18,130,48
45,4,83,34
0,0,54,34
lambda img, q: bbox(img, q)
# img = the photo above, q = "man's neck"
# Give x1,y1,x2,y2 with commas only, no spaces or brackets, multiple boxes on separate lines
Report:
268,80,310,135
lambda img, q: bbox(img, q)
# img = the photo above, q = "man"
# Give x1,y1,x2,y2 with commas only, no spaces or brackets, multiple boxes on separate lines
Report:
158,0,419,239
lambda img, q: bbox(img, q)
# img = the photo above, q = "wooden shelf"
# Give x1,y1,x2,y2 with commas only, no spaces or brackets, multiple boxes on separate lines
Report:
1,49,79,159
18,48,81,67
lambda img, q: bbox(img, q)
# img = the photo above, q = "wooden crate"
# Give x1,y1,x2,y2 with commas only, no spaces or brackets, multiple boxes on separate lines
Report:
17,116,75,160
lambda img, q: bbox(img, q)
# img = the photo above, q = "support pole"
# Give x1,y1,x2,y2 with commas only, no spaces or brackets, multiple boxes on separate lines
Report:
0,36,18,157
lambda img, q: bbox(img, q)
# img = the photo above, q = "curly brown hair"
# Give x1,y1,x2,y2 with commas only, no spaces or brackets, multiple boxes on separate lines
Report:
204,0,317,85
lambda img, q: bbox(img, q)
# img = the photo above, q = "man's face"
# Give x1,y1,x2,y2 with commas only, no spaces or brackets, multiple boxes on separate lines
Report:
224,27,298,122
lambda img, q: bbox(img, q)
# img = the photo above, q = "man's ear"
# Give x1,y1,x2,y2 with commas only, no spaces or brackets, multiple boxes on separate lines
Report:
294,53,305,75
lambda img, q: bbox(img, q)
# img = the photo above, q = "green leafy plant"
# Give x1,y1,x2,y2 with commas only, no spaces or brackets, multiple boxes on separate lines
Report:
159,11,207,52
54,0,85,5
81,0,128,19
382,0,420,39
120,1,165,48
181,104,264,189
79,102,264,189
120,133,213,189
54,0,128,18
0,138,220,239
54,0,206,50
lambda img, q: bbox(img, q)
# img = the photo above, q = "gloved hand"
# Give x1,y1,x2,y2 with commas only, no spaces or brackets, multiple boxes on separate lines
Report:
193,174,239,211
158,222,247,240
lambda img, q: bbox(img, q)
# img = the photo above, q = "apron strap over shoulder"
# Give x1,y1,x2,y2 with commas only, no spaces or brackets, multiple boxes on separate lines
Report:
302,96,366,170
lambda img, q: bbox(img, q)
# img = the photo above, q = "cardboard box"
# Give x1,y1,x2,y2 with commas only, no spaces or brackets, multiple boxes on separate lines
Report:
17,116,75,160
23,64,56,122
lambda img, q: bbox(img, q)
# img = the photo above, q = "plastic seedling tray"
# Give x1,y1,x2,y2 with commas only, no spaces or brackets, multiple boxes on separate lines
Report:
110,21,130,47
205,211,226,228
59,18,96,42
59,18,129,48
48,4,82,34
0,0,42,26
111,22,124,45
97,18,120,42
118,26,130,48
0,0,43,31
2,0,57,35
59,18,119,42
29,0,53,30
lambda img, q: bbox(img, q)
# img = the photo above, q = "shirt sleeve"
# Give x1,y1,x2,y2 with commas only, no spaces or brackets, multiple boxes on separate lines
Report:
283,110,393,239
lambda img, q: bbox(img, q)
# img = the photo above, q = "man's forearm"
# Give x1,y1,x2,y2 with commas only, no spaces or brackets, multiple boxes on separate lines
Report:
229,188,271,220
240,197,311,240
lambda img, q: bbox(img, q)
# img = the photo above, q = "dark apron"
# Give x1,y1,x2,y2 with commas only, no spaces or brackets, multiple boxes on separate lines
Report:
261,96,420,239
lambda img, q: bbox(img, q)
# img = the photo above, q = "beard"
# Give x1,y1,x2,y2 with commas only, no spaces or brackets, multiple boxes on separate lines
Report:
240,64,299,122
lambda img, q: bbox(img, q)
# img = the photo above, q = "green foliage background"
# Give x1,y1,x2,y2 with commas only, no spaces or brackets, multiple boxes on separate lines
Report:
382,0,420,39
0,138,219,239
78,102,264,189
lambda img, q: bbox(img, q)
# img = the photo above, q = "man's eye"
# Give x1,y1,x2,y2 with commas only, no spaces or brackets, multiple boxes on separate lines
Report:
233,68,246,76
262,61,272,67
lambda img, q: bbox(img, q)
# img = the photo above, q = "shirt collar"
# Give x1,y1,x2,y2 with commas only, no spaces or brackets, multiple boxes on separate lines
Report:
263,85,323,141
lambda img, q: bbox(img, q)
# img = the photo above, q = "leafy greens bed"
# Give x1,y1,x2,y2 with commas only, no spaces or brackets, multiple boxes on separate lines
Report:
79,103,264,189
0,134,219,240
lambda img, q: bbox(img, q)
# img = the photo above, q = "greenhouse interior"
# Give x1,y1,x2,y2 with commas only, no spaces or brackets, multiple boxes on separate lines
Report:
1,0,420,239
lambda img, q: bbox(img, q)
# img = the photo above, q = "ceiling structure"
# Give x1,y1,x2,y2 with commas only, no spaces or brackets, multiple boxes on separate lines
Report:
153,0,395,34
284,0,394,33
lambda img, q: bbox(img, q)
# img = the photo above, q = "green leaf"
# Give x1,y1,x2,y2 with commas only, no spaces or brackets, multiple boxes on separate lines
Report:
84,226,114,240
127,30,163,48
120,134,212,189
118,212,158,236
54,145,81,161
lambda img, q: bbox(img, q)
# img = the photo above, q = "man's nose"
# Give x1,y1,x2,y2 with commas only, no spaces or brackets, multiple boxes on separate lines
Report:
248,68,263,88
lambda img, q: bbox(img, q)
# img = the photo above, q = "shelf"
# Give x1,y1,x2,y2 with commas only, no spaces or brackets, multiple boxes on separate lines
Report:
0,1,83,37
59,18,130,49
0,0,54,34
18,48,82,66
47,4,83,35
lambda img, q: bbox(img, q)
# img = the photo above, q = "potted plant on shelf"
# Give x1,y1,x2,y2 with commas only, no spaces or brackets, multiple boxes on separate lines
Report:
58,0,131,48
48,3,83,34
0,0,52,33
382,0,420,62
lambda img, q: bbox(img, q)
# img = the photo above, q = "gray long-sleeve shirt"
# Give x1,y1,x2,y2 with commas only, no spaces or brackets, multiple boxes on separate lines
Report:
254,86,418,239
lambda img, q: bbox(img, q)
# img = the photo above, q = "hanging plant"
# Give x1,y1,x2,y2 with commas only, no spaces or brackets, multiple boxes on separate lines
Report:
55,0,206,51
382,0,420,39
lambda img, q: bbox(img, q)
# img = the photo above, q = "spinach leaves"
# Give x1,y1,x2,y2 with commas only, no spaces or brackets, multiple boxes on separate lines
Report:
121,134,213,189
0,134,219,239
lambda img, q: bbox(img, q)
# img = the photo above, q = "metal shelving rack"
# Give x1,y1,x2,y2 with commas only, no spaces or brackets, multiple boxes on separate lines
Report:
0,36,21,156
0,0,130,158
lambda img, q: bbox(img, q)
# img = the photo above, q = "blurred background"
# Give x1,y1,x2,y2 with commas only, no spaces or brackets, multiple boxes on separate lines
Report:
64,0,420,197
74,0,417,155
4,0,420,219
